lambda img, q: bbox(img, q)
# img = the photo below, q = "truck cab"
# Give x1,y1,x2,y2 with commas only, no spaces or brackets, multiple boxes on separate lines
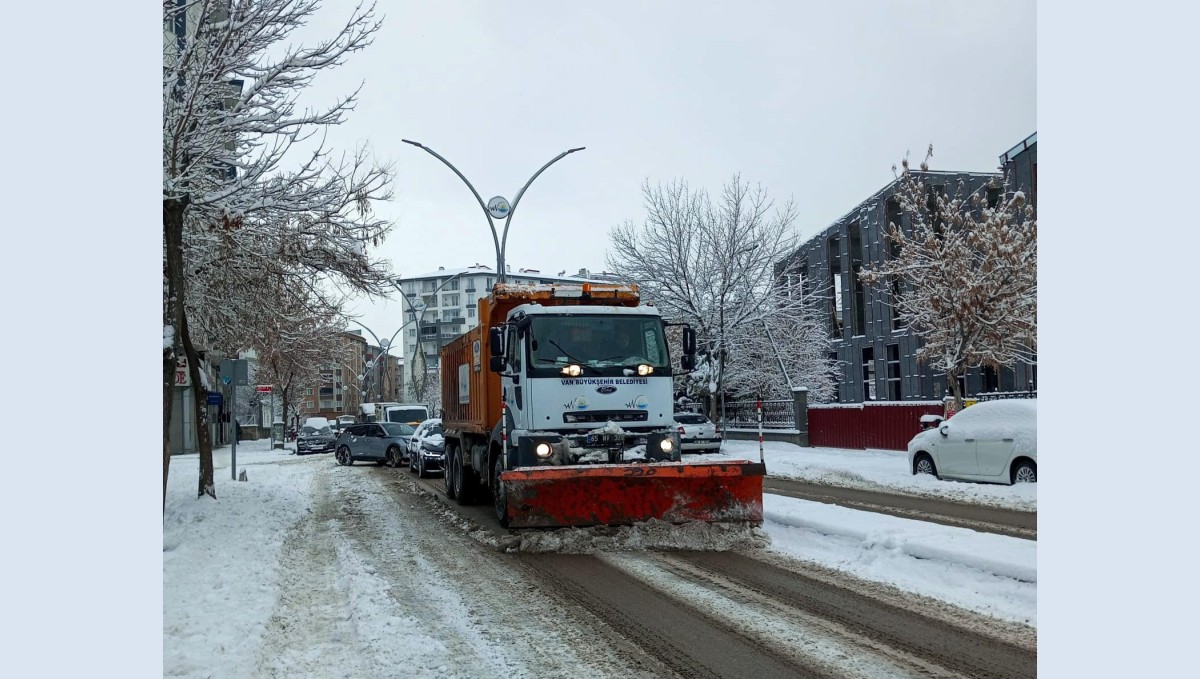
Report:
491,302,689,466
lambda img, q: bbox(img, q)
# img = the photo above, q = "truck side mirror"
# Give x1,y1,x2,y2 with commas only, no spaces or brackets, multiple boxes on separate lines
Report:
680,354,696,371
489,356,506,373
489,327,504,357
682,326,697,355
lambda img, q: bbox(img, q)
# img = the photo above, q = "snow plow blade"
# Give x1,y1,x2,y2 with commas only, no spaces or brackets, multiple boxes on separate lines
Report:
500,460,766,529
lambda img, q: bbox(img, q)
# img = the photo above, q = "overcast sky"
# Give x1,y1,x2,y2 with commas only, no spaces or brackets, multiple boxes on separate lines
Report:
297,0,1036,352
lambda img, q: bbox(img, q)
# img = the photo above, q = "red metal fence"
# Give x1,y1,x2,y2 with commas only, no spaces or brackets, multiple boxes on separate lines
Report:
808,401,944,450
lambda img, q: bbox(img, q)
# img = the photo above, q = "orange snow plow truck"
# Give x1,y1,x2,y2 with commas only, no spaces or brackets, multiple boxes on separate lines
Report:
439,282,765,529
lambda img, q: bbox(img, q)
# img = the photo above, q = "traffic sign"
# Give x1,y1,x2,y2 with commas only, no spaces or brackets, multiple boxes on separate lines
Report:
222,375,232,385
256,385,273,393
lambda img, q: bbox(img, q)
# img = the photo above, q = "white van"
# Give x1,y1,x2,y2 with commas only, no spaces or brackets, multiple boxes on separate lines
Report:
381,403,428,426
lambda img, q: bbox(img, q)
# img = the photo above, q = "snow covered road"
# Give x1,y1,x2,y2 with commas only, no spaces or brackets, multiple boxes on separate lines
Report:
165,442,1036,678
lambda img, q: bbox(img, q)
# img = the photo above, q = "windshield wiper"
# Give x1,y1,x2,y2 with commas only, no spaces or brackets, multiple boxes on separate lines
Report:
547,338,588,367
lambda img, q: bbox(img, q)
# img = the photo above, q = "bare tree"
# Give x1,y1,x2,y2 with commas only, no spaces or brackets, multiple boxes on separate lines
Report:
608,176,834,418
723,287,836,402
163,0,396,504
860,147,1037,409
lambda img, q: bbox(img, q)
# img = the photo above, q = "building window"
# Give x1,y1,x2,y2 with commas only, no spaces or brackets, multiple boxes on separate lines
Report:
987,186,1002,209
848,222,866,337
861,347,876,400
443,293,460,307
1031,162,1037,209
982,365,999,393
467,306,476,318
927,185,946,235
408,328,417,337
447,278,459,291
886,344,901,400
828,236,843,338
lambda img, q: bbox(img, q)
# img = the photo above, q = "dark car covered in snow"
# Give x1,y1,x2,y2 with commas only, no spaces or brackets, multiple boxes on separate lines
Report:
296,423,337,455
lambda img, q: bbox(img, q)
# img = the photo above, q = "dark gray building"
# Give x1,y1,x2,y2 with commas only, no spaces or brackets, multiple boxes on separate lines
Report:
779,134,1037,403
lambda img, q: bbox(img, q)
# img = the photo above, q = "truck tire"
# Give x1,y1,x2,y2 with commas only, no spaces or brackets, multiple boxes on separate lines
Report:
444,444,458,500
454,452,479,506
492,455,509,527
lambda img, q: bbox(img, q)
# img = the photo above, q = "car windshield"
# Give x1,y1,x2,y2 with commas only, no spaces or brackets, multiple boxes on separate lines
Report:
429,425,444,437
302,426,331,435
530,315,668,369
674,414,707,424
381,423,414,437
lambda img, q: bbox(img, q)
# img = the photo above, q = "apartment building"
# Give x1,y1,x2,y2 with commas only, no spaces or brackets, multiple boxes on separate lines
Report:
394,264,615,399
300,331,404,421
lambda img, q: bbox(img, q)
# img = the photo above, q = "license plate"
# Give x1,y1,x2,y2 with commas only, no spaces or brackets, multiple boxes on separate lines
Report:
586,434,618,446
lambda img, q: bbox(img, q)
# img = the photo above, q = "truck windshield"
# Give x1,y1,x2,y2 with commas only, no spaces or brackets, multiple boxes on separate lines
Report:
530,315,668,370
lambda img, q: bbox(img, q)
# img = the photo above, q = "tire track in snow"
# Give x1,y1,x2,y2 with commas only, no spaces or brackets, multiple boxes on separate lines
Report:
331,466,672,679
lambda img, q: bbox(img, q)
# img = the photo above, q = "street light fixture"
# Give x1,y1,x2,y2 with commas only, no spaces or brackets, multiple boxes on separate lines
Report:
401,140,585,283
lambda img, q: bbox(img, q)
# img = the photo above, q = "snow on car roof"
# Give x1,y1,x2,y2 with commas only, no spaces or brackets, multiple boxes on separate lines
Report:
949,399,1037,454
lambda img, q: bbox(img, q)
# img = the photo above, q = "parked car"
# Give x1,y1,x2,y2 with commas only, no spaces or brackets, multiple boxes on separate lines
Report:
335,422,415,467
673,412,723,453
296,422,337,455
906,399,1037,485
406,418,445,477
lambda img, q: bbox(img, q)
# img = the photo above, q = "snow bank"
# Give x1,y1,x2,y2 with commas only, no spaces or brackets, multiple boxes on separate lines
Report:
765,495,1036,583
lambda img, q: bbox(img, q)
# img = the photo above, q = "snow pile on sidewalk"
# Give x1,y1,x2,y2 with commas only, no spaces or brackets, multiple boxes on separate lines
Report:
703,440,1037,512
163,442,318,679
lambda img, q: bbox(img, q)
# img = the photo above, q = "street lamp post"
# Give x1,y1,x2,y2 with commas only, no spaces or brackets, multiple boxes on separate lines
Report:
401,140,585,283
345,319,411,403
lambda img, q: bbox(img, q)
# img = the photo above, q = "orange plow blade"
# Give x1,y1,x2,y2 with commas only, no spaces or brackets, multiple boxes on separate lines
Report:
500,460,766,529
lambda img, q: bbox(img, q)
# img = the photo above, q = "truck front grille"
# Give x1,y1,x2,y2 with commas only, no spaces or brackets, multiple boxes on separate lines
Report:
563,410,649,424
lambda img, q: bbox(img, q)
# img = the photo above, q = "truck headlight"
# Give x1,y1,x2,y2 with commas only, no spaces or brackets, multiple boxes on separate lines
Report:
637,364,654,376
561,364,583,377
535,442,553,458
659,438,674,453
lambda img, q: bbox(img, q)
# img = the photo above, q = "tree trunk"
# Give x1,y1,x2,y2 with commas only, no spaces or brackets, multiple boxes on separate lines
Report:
947,367,965,410
182,313,216,498
164,197,189,511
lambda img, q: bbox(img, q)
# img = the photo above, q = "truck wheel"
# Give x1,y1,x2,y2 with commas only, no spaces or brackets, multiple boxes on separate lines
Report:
492,456,509,527
454,452,477,506
444,446,458,500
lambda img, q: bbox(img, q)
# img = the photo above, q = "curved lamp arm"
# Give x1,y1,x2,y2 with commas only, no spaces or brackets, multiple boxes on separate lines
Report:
500,147,586,279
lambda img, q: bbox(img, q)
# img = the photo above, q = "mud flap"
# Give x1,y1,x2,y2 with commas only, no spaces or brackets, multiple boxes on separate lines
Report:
500,461,766,529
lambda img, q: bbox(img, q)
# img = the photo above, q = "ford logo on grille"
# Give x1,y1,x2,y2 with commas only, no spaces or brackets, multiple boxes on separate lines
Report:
596,385,617,394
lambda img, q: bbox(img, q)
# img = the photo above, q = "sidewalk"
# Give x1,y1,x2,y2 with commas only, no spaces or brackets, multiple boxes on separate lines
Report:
210,438,292,471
